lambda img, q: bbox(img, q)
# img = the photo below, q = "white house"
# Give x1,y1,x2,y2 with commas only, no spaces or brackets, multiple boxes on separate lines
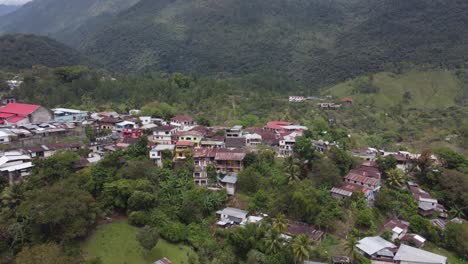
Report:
216,207,248,226
278,131,302,157
152,125,178,144
220,174,238,195
244,133,262,147
289,96,305,102
150,144,175,167
0,130,12,144
139,116,152,125
116,121,136,132
0,151,33,184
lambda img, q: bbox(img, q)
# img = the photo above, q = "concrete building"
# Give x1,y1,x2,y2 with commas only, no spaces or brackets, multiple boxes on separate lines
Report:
52,108,88,122
0,103,53,126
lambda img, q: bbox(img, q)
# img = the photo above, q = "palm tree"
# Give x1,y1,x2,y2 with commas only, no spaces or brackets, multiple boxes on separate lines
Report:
386,168,405,188
284,156,301,184
291,234,312,264
1,184,23,208
273,213,288,233
262,229,283,255
344,236,358,261
449,205,466,219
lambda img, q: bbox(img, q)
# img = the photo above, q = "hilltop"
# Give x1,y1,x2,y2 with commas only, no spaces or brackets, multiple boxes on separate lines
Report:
1,0,467,88
0,34,89,71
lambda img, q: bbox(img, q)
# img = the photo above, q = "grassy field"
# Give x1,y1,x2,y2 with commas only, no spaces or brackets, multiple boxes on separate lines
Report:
81,220,197,264
325,69,462,109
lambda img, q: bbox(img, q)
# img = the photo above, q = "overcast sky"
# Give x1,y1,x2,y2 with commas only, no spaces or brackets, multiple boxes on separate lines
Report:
0,0,31,5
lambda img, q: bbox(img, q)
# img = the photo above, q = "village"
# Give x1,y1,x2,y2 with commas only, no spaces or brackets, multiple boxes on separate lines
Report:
0,98,464,264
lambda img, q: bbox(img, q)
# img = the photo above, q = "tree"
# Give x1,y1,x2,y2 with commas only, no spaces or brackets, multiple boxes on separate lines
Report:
327,147,355,176
17,182,97,242
344,236,358,261
416,149,433,177
15,243,71,264
444,222,468,258
293,136,317,162
291,234,312,264
386,168,405,188
272,213,288,233
284,157,301,184
377,155,397,176
435,147,467,171
262,230,283,255
136,226,160,252
309,157,342,187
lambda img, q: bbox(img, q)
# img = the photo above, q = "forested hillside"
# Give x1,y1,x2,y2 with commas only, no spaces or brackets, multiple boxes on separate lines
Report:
0,34,89,71
0,0,140,38
77,0,468,86
2,0,467,87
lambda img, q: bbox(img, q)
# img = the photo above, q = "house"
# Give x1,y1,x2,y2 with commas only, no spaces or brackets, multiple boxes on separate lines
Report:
264,121,294,134
356,236,397,260
139,116,152,125
289,96,305,102
98,117,121,131
199,139,225,148
52,108,88,122
341,98,353,104
382,219,410,241
22,143,82,159
226,125,243,138
0,103,53,126
401,234,426,248
215,149,246,174
225,137,246,148
150,144,175,167
394,244,446,264
278,131,303,157
318,102,341,109
0,130,11,144
193,147,218,186
331,183,374,202
153,258,171,264
152,125,178,144
220,174,238,195
244,133,262,147
216,207,248,226
175,141,194,160
0,151,33,184
245,128,279,146
331,256,351,264
177,130,204,147
116,121,136,132
408,182,446,217
1,96,18,105
286,221,324,241
170,115,196,127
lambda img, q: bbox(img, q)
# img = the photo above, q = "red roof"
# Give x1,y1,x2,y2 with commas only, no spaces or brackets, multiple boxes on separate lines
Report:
0,113,15,119
340,182,373,196
176,141,194,147
341,98,353,103
383,218,409,232
345,173,379,186
0,103,40,115
265,121,294,130
7,116,27,123
215,151,246,161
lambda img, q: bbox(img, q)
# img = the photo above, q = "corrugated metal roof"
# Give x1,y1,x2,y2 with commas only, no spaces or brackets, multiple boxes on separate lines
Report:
394,244,446,263
356,236,396,255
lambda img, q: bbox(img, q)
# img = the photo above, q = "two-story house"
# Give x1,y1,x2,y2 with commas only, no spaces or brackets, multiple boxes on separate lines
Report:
170,115,196,127
215,150,246,174
152,125,178,144
150,144,175,167
193,148,218,186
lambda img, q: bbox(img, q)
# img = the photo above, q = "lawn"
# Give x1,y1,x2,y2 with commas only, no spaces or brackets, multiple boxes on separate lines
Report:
81,220,198,264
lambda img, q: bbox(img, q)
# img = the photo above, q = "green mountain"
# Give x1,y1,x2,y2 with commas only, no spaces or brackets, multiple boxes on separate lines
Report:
2,0,468,89
0,0,140,39
77,0,468,86
0,34,88,71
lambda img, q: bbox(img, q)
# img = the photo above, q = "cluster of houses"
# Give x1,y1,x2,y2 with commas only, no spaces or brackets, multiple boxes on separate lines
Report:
288,95,354,110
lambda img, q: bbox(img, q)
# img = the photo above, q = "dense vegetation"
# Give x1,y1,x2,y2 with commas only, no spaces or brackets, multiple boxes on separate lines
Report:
1,134,466,263
0,0,140,39
1,0,468,87
8,65,468,153
0,34,89,71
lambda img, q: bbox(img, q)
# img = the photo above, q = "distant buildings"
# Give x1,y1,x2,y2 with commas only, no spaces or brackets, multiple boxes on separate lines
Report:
0,103,53,126
52,108,88,122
